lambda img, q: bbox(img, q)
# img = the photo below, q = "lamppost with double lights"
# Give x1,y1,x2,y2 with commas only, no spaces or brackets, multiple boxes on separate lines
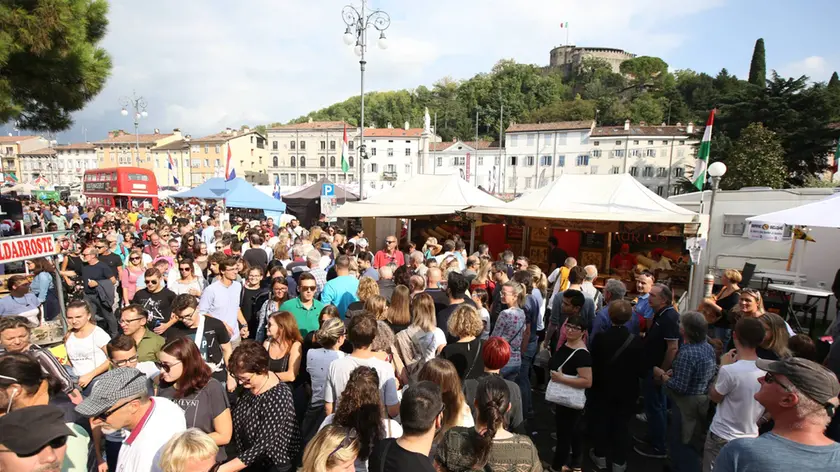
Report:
342,1,390,199
119,93,148,166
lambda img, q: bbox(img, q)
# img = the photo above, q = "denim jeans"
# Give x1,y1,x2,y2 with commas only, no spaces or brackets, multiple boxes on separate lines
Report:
710,327,731,349
517,341,538,418
500,362,521,382
643,370,668,452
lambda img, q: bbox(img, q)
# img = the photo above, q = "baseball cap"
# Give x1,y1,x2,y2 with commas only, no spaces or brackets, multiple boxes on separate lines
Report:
75,367,148,418
357,239,369,249
0,405,75,456
756,357,840,405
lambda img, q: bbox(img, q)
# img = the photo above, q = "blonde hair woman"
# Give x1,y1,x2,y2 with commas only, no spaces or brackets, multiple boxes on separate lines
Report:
346,276,380,319
471,259,494,292
759,312,792,359
302,425,360,472
160,428,218,472
490,281,527,381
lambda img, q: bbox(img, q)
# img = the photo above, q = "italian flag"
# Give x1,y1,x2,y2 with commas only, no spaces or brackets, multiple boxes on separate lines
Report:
692,109,715,191
341,124,350,173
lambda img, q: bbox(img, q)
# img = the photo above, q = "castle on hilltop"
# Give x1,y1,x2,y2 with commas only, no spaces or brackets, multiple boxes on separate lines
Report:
549,45,636,78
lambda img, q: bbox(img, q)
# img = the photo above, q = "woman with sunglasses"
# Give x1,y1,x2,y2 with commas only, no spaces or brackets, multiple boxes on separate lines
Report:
255,277,290,342
320,366,403,472
547,314,592,472
0,354,91,472
302,425,360,472
121,250,147,303
158,337,233,462
222,340,300,472
169,256,206,297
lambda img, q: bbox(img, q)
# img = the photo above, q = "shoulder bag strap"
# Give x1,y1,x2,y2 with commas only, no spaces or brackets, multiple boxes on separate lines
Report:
557,347,584,372
607,333,635,365
463,339,483,379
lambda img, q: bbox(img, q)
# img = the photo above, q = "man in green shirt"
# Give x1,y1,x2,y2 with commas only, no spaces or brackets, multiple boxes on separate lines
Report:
280,272,324,337
119,305,165,362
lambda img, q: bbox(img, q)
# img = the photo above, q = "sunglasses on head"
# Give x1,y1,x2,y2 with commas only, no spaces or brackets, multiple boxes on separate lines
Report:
328,428,359,458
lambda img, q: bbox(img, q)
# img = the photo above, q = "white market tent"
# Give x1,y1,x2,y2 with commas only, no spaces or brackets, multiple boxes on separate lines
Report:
468,173,698,224
746,193,840,228
331,173,505,218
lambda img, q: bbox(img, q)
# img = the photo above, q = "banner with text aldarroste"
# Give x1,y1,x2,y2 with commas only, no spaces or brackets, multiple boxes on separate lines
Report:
748,222,785,242
0,234,58,264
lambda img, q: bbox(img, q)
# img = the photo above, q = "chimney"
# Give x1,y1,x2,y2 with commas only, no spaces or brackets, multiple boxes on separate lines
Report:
675,122,682,127
404,121,410,130
184,135,191,142
624,119,630,131
154,128,160,134
243,127,250,134
686,122,694,133
225,128,232,135
308,117,313,123
387,122,393,129
172,128,182,139
639,121,646,126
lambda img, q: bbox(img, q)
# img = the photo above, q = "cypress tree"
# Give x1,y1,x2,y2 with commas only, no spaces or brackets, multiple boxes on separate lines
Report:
748,38,767,87
829,72,840,90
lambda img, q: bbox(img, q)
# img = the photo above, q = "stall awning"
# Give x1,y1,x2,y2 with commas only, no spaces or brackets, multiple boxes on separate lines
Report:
172,177,286,212
331,174,505,218
746,193,840,228
468,174,697,224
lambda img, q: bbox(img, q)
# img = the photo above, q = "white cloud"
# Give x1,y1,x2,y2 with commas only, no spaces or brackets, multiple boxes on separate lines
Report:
779,55,834,82
61,0,730,142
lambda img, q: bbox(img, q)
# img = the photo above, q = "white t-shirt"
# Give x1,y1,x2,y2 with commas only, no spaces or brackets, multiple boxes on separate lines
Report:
709,359,766,441
320,414,403,472
325,355,399,409
411,327,447,362
117,397,187,472
65,327,110,376
307,348,347,404
478,308,492,340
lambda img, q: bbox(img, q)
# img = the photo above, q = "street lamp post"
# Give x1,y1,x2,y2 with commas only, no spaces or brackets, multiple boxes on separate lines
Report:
342,1,390,200
703,161,727,293
119,93,148,166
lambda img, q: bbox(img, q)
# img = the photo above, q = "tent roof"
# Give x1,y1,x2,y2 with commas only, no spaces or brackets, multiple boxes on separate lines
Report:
746,193,840,228
468,174,697,223
283,177,359,201
172,177,286,212
331,174,505,218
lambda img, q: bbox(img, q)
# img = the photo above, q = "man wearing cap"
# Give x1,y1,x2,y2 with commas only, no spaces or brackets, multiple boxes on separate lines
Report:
714,357,840,472
0,405,77,472
76,367,186,472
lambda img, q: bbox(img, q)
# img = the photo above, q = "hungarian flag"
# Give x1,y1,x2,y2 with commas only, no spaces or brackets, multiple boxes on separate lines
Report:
340,124,350,173
692,109,715,191
225,143,236,181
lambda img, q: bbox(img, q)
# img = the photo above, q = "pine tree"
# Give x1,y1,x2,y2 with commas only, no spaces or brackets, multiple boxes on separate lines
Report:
748,38,767,87
0,0,113,131
829,72,840,90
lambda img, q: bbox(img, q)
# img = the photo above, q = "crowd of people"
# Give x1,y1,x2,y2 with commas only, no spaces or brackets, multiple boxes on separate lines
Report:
0,199,839,472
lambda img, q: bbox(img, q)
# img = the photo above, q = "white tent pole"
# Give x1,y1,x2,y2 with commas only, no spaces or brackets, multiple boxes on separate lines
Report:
795,237,807,286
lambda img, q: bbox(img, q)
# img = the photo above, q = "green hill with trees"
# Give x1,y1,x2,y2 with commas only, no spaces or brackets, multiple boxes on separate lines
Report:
260,39,840,188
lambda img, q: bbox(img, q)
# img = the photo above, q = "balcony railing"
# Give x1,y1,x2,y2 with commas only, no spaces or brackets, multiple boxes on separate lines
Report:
382,171,398,181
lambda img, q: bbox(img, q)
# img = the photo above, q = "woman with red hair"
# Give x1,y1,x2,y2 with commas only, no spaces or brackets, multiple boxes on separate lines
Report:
158,337,233,461
462,337,525,433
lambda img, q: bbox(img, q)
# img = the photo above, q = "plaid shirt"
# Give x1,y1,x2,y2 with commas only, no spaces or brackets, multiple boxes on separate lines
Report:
309,267,328,297
667,341,716,396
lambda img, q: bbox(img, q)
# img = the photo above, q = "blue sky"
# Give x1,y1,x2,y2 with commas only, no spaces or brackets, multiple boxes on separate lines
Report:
6,0,837,144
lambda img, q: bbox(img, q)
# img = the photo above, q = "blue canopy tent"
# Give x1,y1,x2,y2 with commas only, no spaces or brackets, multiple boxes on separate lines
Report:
172,178,286,219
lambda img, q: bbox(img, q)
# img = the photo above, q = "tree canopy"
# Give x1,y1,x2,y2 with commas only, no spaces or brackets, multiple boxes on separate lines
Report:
0,0,112,131
720,123,786,190
748,38,766,87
